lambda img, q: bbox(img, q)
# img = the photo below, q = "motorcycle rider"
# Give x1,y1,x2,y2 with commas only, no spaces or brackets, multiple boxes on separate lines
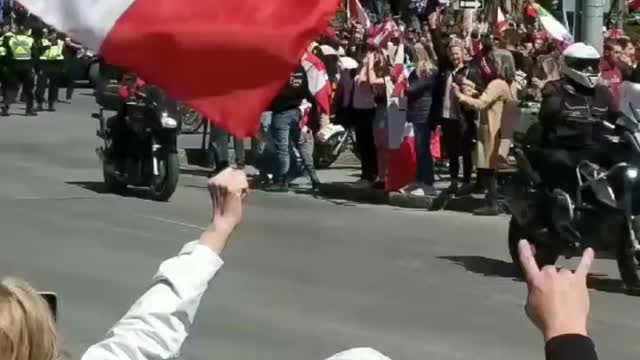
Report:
535,43,625,220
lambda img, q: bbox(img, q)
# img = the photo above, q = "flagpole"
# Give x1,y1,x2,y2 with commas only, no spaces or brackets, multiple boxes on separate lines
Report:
580,0,604,49
345,0,350,27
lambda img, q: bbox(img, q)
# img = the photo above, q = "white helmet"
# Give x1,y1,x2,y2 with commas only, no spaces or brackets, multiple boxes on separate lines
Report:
560,42,601,88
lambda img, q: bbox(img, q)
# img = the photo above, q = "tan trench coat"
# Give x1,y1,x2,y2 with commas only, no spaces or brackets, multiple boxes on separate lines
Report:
457,79,518,169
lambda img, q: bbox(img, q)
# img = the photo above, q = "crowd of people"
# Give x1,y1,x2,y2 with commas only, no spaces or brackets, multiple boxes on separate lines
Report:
246,0,640,218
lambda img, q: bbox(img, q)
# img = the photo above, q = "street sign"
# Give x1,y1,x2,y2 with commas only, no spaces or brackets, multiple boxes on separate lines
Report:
455,0,483,9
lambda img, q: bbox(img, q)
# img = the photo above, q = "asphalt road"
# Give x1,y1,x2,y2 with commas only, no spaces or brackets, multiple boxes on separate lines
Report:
0,94,639,360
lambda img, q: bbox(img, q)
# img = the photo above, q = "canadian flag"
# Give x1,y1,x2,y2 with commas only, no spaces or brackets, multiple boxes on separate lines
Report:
19,0,340,137
496,6,509,33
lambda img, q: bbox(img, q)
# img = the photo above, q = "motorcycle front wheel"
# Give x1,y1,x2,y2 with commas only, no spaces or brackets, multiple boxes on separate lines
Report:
180,105,204,134
103,161,127,194
508,216,559,275
616,219,640,293
149,153,180,202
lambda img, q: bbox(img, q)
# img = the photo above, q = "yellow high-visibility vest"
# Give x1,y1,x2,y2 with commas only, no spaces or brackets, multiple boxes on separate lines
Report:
0,33,13,57
9,35,34,60
40,39,64,60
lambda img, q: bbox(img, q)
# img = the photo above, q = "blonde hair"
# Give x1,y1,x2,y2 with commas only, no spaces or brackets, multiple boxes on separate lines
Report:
0,277,59,360
414,43,436,77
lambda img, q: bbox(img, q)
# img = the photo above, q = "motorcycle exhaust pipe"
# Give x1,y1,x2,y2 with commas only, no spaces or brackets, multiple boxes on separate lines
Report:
152,156,159,176
152,144,162,176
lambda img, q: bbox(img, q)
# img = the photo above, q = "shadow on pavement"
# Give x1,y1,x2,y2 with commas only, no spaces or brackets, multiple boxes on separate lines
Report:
65,181,150,200
181,168,213,177
438,256,518,278
439,255,635,296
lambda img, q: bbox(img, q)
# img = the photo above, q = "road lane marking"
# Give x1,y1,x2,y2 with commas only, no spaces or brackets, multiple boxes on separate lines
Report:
138,215,205,230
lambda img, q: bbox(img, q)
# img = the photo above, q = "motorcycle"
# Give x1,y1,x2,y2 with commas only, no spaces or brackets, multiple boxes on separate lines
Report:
93,86,181,201
314,124,360,169
178,103,204,133
507,94,640,292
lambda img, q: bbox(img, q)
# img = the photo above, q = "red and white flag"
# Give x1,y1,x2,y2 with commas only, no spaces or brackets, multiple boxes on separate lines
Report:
20,0,340,137
301,52,331,115
349,0,372,30
496,6,509,33
369,19,400,48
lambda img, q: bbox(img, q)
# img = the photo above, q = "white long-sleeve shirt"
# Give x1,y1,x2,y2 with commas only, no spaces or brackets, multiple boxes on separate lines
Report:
81,241,224,360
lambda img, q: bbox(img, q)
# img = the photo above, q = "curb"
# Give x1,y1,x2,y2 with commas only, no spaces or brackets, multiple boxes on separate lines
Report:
319,182,511,214
318,182,388,204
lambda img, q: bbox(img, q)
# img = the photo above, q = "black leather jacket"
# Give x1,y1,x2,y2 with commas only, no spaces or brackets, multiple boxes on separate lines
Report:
539,78,620,150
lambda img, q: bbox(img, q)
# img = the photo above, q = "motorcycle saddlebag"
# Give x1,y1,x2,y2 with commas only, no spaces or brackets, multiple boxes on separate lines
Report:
95,82,123,111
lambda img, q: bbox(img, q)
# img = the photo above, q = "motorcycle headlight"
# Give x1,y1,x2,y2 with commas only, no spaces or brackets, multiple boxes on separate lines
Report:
627,167,638,180
160,112,178,129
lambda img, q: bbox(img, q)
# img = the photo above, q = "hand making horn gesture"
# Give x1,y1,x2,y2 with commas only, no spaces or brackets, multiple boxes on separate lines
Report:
518,240,594,342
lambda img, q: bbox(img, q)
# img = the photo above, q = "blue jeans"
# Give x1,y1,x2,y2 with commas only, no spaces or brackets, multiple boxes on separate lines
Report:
271,108,301,182
413,122,435,186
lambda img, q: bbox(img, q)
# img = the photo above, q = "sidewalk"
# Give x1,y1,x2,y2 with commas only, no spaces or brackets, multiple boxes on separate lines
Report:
179,147,509,214
315,166,493,212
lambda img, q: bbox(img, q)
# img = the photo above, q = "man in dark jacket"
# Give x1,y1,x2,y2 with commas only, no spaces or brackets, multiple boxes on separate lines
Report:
428,12,485,194
265,61,320,192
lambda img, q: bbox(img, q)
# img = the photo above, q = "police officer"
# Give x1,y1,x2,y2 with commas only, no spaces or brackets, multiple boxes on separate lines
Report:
2,25,36,116
35,30,64,112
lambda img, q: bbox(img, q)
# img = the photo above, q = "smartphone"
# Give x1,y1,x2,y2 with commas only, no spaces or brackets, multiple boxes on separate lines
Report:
39,292,58,322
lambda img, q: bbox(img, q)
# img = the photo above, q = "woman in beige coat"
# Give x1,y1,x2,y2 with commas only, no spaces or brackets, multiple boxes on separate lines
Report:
454,50,519,216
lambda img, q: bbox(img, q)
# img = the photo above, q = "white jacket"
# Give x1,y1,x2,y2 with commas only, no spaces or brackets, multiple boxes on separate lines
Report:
80,241,224,360
79,240,391,360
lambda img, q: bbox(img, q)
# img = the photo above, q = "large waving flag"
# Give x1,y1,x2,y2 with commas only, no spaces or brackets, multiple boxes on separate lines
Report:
531,3,574,44
20,0,340,137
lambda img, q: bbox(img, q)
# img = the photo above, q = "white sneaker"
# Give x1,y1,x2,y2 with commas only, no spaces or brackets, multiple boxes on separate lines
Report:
400,182,420,194
409,185,438,197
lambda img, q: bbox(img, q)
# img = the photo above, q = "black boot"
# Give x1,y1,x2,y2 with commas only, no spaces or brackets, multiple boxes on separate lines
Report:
474,170,500,216
457,170,485,197
444,179,459,195
25,108,37,116
36,103,44,112
1,105,9,116
48,103,56,112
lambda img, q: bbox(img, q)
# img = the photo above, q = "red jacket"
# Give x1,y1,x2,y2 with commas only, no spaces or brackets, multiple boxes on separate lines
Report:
600,59,624,106
118,77,146,100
